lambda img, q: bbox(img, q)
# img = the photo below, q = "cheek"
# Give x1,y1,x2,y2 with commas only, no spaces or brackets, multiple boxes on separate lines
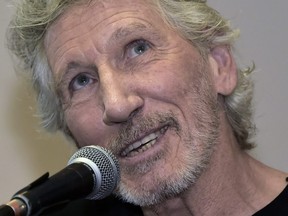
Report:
64,106,109,147
147,62,199,103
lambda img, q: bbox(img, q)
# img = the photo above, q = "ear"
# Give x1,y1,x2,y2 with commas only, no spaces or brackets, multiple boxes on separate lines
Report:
209,46,237,95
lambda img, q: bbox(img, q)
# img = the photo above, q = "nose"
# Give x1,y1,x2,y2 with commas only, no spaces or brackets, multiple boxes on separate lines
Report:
99,68,144,125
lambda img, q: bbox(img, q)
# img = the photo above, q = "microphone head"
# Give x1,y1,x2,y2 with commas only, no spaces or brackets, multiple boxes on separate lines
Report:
68,145,120,200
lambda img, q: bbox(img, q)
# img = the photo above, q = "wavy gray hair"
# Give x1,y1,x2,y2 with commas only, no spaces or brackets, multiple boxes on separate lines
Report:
7,0,255,149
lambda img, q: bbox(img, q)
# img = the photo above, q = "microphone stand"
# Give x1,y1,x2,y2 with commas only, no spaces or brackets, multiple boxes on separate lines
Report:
0,173,49,216
0,199,27,216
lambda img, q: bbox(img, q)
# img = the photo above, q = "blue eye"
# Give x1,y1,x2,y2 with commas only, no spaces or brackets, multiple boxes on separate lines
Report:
70,73,94,91
127,40,150,58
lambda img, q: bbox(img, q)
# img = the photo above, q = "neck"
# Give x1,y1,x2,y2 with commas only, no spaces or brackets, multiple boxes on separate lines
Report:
142,114,287,216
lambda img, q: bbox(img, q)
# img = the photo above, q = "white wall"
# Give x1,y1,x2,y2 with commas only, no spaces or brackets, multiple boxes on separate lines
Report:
208,0,288,172
0,0,287,203
0,1,76,202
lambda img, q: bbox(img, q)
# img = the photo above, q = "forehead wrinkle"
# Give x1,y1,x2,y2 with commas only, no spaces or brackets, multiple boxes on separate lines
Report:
46,0,161,60
45,2,108,58
49,42,84,87
47,12,145,67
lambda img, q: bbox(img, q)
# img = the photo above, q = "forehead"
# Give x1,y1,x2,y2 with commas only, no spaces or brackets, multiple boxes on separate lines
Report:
44,0,170,72
45,0,164,44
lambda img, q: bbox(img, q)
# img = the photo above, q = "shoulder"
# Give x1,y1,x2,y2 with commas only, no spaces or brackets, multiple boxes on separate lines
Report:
253,184,288,216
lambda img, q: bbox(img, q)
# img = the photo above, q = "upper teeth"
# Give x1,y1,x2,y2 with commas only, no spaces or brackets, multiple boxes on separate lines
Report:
121,127,167,157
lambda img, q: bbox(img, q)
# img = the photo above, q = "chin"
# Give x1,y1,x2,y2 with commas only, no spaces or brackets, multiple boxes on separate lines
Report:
115,150,209,206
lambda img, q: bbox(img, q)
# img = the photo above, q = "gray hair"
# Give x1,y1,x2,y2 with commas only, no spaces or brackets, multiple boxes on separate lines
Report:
7,0,255,149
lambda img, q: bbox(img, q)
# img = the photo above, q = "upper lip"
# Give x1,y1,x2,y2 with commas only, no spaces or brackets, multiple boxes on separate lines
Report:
120,125,168,157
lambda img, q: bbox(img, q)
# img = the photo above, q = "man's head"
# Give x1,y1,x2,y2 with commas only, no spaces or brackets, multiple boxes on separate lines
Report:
7,0,255,206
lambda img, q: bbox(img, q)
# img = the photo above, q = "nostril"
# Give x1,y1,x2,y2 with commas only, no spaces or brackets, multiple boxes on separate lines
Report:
128,107,142,120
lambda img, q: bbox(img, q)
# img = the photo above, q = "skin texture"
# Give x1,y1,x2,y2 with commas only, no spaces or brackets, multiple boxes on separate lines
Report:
45,0,288,215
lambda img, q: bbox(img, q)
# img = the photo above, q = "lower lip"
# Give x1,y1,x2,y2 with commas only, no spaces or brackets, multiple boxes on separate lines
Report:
119,130,167,164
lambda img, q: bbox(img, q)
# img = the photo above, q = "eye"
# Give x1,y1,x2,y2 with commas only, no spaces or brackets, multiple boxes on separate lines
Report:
69,73,95,91
126,39,151,58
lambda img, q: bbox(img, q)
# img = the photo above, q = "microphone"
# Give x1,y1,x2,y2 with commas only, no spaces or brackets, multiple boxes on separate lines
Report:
0,145,120,216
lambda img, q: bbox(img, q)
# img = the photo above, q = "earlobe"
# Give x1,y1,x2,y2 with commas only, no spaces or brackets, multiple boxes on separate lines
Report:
209,46,237,96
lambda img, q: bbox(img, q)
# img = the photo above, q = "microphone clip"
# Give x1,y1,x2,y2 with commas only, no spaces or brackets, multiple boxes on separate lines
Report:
12,173,50,198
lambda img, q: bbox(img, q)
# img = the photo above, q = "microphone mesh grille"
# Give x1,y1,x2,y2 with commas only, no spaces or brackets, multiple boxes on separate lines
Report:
68,145,120,200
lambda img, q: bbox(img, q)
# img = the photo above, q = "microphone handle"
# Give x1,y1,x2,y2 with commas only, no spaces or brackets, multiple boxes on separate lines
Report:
11,163,94,216
0,205,14,216
0,198,27,216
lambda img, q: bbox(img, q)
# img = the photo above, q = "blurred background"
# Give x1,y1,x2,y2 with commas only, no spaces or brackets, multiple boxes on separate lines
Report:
0,0,287,202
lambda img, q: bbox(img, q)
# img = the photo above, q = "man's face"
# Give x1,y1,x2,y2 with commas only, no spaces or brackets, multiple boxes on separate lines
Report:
45,0,221,206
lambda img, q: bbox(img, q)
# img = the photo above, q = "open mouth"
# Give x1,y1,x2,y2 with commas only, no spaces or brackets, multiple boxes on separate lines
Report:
120,126,168,157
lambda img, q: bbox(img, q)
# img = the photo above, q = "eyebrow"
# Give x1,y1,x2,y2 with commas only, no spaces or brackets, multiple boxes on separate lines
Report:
107,22,162,48
109,23,151,42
